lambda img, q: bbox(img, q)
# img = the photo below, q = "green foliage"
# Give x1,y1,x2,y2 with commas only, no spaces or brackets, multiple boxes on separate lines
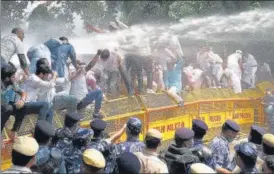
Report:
1,0,271,35
1,1,28,30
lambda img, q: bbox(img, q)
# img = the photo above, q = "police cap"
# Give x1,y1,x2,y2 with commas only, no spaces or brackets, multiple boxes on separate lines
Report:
83,149,105,168
234,142,258,161
127,117,142,135
116,152,141,174
224,119,240,132
90,119,107,132
248,125,266,145
192,119,208,132
175,128,194,141
13,136,39,156
35,120,55,137
263,134,274,148
146,129,162,140
65,112,81,127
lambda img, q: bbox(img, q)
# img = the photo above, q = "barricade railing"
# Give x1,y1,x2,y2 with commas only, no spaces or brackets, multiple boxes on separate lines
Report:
1,81,273,170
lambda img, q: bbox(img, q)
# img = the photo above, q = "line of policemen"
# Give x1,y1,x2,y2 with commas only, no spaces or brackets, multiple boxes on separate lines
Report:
2,111,274,174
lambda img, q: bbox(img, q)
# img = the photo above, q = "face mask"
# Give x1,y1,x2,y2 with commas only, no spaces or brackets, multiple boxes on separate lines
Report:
227,136,234,143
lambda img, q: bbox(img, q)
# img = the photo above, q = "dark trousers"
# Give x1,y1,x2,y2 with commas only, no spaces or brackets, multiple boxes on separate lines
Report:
124,53,153,95
1,101,51,132
77,89,103,113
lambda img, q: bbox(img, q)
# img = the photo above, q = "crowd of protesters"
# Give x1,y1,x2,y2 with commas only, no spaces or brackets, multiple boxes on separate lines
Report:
1,26,274,173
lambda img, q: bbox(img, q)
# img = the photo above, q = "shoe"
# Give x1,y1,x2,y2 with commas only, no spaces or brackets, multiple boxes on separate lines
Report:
146,89,156,94
93,112,104,119
6,116,15,131
178,101,184,107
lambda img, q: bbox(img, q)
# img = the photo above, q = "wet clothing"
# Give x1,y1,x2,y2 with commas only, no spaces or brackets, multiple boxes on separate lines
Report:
27,44,51,74
22,74,56,102
164,59,183,93
242,54,257,89
1,81,51,131
209,136,236,171
44,39,77,77
69,65,88,101
2,165,32,173
124,53,153,95
227,53,242,93
1,34,26,69
105,137,145,173
135,148,169,173
77,89,103,114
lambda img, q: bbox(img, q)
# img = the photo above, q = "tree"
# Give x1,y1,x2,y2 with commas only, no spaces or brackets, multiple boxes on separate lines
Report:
1,1,28,32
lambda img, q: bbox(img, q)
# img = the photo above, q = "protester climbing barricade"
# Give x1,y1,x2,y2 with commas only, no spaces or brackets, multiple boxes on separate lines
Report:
1,81,273,170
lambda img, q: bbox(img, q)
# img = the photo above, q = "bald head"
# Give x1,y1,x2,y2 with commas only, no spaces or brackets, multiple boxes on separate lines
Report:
11,28,24,41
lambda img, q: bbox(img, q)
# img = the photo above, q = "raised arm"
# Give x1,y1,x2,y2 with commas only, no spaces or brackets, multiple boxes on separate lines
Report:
85,49,102,72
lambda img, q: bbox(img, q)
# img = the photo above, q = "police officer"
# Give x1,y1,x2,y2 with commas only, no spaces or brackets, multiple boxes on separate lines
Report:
262,155,274,173
114,152,141,174
67,128,94,174
81,149,106,173
55,112,82,150
3,136,39,173
262,134,274,156
247,125,267,172
234,142,259,173
87,119,110,157
209,119,240,173
135,129,169,173
54,112,81,172
163,127,200,174
105,117,145,173
190,163,216,174
33,120,66,174
192,119,208,148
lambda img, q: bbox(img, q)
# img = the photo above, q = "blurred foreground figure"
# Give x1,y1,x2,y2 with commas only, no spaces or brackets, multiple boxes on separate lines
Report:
262,155,274,173
81,149,106,173
190,163,216,174
3,136,39,173
162,128,200,174
234,142,258,173
1,28,29,75
262,88,274,133
114,152,141,174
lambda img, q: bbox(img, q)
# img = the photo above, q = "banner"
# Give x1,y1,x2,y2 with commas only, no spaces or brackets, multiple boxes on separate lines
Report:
148,115,190,141
229,108,254,124
198,112,228,128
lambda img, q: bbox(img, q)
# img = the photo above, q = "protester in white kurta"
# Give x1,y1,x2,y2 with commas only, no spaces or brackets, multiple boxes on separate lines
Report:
226,50,243,93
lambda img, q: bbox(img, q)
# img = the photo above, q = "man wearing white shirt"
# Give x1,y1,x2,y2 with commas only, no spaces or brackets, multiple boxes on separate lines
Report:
22,65,56,124
226,50,243,93
1,28,29,75
31,59,78,121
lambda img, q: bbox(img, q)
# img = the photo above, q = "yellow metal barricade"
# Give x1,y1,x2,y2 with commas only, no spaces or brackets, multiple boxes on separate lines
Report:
2,81,273,170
